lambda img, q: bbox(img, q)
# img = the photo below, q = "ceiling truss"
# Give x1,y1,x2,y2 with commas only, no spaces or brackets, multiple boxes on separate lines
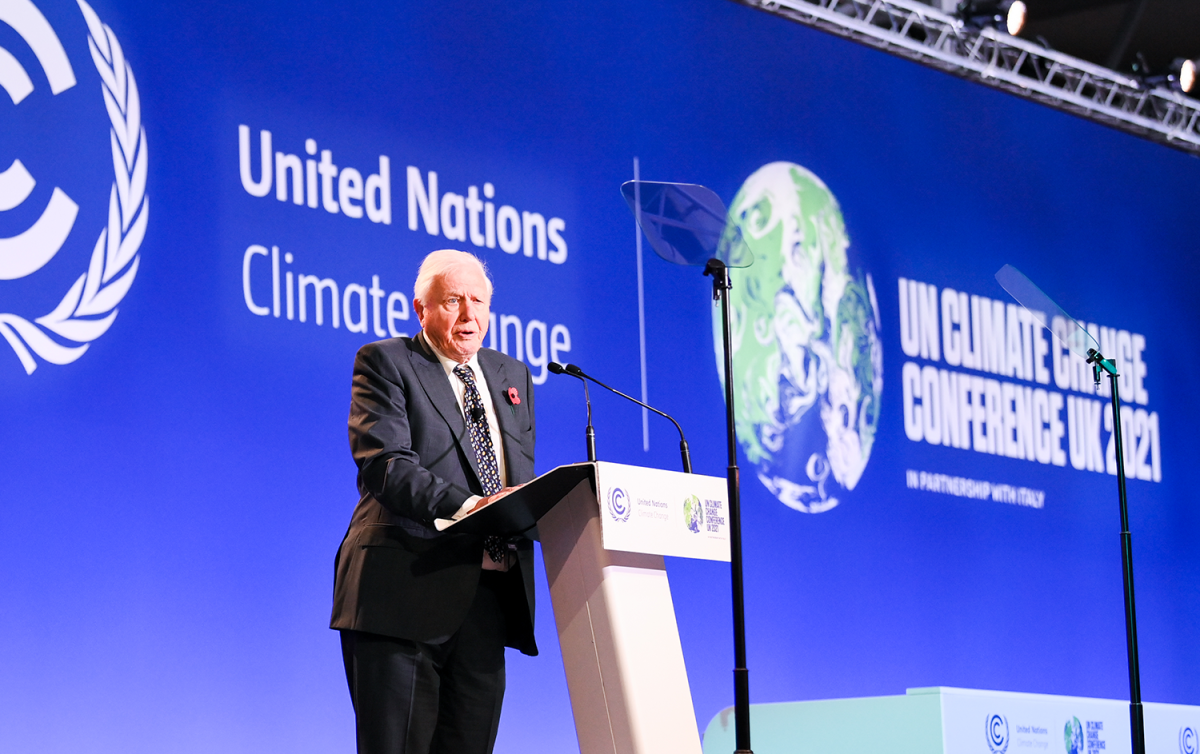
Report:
740,0,1200,156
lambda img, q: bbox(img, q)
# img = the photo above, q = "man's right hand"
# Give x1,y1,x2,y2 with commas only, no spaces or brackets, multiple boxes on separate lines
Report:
469,484,526,514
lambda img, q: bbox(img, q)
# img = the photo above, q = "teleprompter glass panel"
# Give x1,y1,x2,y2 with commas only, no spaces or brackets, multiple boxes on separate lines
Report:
621,180,752,268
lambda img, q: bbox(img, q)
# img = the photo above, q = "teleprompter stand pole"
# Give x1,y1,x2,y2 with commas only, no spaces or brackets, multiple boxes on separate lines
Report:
705,259,752,754
1086,347,1145,754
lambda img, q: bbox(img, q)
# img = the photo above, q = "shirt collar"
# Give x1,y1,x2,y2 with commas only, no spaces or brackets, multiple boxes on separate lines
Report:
423,333,483,379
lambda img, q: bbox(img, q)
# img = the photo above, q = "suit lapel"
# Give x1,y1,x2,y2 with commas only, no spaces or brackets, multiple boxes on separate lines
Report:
408,333,484,489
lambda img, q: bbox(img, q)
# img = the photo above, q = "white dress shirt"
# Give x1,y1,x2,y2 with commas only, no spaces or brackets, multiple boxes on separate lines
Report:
426,341,508,518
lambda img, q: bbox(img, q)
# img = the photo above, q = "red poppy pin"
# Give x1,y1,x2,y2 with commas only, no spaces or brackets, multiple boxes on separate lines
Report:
506,387,521,406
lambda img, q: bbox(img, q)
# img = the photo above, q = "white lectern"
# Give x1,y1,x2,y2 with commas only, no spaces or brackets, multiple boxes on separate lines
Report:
451,461,731,754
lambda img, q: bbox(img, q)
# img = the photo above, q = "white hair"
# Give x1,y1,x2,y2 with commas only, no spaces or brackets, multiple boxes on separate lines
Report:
412,249,493,303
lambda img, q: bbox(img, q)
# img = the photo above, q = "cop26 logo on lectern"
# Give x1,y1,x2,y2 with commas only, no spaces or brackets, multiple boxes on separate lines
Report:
1063,716,1084,754
721,162,883,514
683,494,703,534
0,0,147,374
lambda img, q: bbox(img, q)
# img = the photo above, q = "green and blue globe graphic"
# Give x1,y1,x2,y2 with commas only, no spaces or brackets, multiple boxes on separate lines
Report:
717,162,883,513
1064,717,1084,754
683,494,703,533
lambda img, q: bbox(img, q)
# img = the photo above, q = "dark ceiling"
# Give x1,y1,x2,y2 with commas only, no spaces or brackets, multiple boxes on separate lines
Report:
1020,0,1200,76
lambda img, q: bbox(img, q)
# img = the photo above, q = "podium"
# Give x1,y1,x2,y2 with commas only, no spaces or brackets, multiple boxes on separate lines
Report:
451,461,731,754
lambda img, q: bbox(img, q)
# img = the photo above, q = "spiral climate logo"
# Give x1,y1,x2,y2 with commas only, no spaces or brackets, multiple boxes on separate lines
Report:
985,714,1009,754
607,486,630,523
0,0,148,374
1182,726,1197,754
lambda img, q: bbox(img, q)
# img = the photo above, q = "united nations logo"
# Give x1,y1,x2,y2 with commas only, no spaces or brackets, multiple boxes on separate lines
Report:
985,714,1009,754
607,486,631,523
683,494,703,534
1064,717,1084,754
1181,726,1197,754
1,0,148,374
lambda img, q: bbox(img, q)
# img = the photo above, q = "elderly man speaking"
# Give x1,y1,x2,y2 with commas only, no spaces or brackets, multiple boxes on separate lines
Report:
331,249,538,754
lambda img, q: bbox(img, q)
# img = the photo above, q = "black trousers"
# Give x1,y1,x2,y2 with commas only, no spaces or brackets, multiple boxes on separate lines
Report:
341,571,510,754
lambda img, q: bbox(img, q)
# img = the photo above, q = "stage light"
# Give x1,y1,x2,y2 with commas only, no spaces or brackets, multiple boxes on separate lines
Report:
956,0,1027,36
1005,1,1026,35
1137,56,1199,96
1176,58,1196,93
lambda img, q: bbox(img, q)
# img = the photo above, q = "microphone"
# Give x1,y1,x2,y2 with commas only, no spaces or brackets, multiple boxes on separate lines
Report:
548,362,597,462
469,404,486,422
562,363,692,474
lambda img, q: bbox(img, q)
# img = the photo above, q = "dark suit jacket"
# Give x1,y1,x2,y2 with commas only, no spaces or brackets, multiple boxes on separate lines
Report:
330,333,538,656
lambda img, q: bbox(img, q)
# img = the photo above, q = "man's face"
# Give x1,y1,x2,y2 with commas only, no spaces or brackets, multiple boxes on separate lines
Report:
414,262,491,363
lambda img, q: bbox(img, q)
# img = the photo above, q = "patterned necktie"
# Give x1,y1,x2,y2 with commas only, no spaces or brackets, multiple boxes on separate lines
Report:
453,364,508,563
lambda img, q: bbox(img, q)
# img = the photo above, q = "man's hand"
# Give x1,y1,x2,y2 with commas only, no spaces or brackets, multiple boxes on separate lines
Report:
468,483,527,514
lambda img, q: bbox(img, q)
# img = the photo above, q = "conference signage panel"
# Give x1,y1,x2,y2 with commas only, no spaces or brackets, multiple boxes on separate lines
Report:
701,688,1200,754
2,0,1198,753
940,688,1200,754
939,687,1130,754
595,461,731,562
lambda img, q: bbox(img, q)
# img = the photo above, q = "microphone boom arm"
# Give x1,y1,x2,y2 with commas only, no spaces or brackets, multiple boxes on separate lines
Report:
561,363,692,474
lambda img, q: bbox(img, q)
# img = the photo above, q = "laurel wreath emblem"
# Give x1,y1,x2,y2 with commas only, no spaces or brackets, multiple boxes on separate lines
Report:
0,0,147,375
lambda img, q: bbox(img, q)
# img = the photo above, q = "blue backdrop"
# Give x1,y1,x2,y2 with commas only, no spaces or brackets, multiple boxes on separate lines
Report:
2,1,1198,752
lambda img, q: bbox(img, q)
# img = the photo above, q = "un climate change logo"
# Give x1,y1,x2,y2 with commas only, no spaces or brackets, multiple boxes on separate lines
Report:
720,162,882,514
1181,726,1197,754
0,0,147,374
985,714,1009,754
607,487,631,523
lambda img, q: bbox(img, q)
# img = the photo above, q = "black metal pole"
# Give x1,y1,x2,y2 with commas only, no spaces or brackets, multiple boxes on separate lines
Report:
1089,348,1145,754
706,258,752,754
